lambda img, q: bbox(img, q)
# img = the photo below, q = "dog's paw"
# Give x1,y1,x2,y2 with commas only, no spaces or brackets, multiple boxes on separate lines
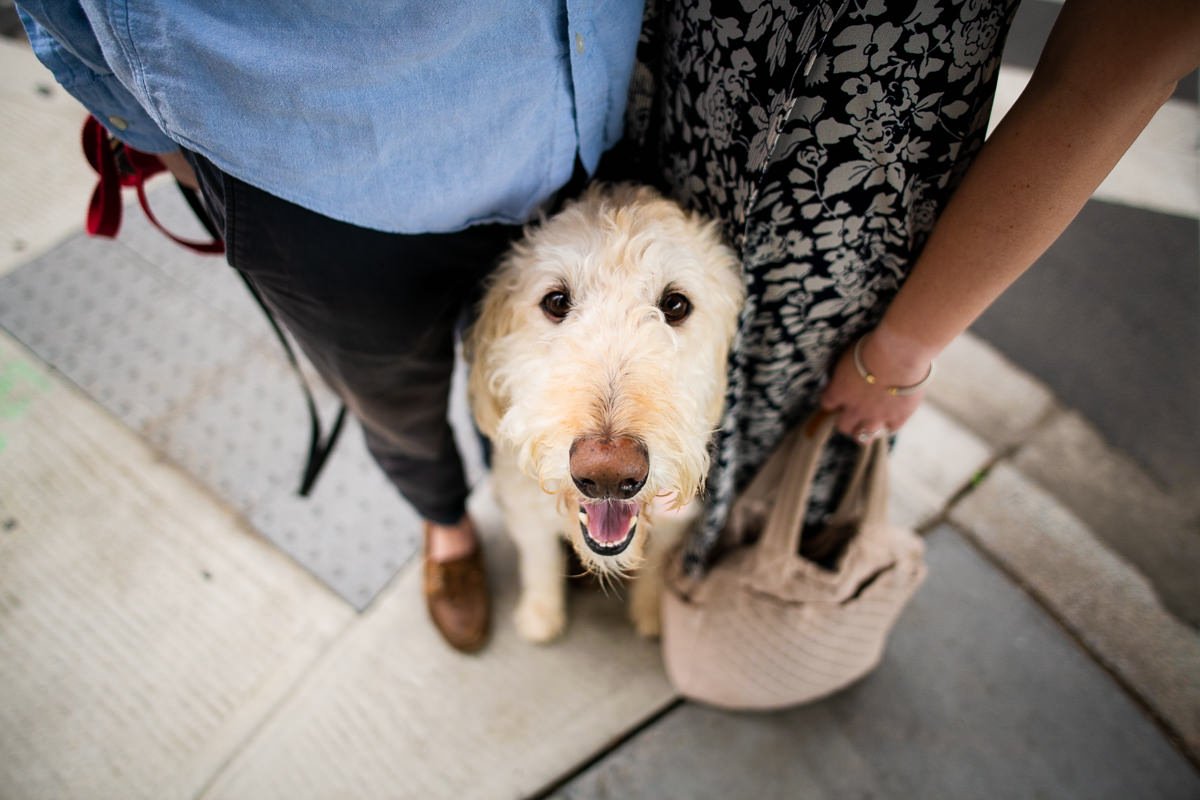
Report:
514,595,566,643
629,598,662,639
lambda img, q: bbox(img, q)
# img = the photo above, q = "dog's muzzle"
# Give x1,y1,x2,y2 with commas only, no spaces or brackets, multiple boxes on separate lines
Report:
570,436,647,555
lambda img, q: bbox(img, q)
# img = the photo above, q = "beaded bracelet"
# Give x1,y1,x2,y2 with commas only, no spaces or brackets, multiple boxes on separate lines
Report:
852,336,935,396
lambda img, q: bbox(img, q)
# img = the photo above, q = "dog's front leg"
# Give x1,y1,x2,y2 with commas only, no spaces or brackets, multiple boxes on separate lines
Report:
511,521,568,643
493,456,568,643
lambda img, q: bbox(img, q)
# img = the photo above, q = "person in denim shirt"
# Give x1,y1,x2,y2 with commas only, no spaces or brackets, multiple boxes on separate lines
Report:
18,0,646,653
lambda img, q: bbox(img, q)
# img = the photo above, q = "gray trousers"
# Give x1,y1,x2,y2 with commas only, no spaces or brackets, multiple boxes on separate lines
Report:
188,153,520,524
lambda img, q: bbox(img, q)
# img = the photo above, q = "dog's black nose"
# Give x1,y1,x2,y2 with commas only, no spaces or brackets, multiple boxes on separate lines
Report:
569,436,649,500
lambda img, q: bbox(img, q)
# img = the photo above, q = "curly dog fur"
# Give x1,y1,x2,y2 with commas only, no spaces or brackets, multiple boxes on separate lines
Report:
466,184,744,641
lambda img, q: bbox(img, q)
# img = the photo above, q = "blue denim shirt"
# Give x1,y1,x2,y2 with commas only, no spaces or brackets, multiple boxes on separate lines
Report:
17,2,644,233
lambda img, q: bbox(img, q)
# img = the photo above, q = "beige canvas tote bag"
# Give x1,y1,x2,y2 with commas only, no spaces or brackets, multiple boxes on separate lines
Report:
661,411,926,710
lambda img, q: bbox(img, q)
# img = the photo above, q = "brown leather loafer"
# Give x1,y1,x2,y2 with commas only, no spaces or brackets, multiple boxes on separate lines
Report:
423,525,490,653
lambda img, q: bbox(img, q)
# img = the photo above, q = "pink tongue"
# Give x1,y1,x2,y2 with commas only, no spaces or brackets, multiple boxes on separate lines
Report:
583,500,638,544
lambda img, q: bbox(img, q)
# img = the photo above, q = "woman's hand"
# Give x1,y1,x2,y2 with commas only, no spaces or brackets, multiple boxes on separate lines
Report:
817,1,1198,447
819,325,935,442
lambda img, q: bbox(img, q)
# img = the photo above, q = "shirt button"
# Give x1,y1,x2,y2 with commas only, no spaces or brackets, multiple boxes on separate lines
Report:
107,115,129,131
575,33,585,54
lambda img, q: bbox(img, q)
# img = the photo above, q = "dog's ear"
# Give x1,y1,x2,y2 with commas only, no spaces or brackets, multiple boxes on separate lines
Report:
463,268,519,440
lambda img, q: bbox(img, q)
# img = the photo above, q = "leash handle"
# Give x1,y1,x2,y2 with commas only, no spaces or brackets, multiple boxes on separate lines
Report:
82,115,224,254
81,115,345,497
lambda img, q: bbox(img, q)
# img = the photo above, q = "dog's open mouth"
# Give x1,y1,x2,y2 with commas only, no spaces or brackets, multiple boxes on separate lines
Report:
578,499,639,556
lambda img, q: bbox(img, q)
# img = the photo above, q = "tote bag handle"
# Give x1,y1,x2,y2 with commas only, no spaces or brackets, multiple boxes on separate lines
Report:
750,412,889,580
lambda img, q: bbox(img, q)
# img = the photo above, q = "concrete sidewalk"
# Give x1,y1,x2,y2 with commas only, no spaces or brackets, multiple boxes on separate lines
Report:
1,35,1198,800
4,314,1199,799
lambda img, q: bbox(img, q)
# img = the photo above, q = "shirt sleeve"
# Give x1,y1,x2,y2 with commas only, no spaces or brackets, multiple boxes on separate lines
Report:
16,3,177,153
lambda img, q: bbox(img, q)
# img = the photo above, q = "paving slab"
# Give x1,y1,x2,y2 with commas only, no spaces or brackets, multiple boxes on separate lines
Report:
0,39,93,277
202,485,675,800
926,332,1057,450
0,332,353,800
887,400,994,530
972,198,1200,498
550,527,1200,800
1012,409,1200,628
950,462,1200,760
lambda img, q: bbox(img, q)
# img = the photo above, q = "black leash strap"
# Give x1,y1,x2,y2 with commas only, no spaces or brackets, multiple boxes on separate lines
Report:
180,183,347,497
234,271,347,497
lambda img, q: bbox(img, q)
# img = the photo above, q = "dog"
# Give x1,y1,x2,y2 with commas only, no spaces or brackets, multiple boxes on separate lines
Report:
465,184,744,642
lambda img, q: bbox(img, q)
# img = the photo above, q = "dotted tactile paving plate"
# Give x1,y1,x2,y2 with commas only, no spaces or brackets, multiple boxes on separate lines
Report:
114,180,275,338
145,346,423,608
248,432,421,609
142,351,340,515
0,184,486,608
0,234,262,431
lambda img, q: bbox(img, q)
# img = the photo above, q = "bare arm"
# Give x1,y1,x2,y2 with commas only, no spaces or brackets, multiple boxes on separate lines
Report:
821,0,1200,438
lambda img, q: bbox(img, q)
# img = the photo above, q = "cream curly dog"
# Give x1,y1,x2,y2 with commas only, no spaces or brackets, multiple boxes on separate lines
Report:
466,184,744,642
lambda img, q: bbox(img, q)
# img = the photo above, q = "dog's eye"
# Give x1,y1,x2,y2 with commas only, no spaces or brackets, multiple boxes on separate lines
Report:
540,290,572,322
659,292,692,325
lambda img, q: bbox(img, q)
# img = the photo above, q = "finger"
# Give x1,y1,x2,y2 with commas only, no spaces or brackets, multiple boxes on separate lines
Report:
819,392,841,411
834,412,863,438
857,424,887,444
840,415,883,441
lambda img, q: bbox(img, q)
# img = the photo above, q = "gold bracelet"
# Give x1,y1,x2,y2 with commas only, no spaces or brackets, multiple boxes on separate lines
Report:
852,336,934,396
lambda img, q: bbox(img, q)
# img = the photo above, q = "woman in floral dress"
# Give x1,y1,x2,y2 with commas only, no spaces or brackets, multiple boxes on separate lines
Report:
620,0,1199,571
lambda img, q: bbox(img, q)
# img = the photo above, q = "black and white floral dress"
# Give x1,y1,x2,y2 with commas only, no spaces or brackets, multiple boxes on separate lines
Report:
621,0,1022,571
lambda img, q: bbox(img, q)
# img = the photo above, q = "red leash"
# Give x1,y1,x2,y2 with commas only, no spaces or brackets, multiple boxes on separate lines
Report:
81,115,224,254
79,116,345,497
